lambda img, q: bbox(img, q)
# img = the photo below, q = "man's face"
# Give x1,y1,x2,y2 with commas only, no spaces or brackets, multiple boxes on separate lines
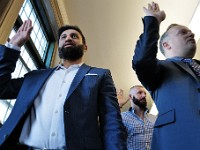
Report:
166,25,196,58
58,29,86,61
131,87,147,109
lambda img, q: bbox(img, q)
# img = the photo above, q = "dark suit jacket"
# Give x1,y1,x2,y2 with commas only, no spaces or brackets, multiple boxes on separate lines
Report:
133,16,200,150
0,45,127,150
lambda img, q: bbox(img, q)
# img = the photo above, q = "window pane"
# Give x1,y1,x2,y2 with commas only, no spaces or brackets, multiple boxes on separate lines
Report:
37,29,42,41
24,3,31,16
0,101,12,123
21,50,30,63
20,11,28,21
29,11,36,24
31,30,36,42
33,20,40,35
12,60,23,78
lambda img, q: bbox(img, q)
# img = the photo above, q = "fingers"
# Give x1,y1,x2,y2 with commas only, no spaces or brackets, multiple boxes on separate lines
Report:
23,20,32,32
148,2,159,11
155,3,160,11
117,89,124,100
26,20,33,34
144,2,159,15
152,2,160,11
18,20,26,33
18,20,33,33
143,7,148,14
23,20,29,31
118,89,124,96
10,19,33,47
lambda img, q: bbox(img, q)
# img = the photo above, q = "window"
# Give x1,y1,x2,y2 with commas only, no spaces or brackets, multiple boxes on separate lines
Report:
0,0,56,124
19,0,49,60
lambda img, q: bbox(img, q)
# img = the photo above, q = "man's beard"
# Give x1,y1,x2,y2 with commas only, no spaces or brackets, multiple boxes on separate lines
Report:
132,96,147,109
58,44,84,61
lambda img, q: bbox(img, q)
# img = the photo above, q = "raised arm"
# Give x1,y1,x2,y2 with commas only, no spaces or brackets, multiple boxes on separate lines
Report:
132,2,165,92
0,20,33,99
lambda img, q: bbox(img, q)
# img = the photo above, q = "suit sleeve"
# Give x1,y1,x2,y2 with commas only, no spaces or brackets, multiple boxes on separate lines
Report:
98,70,127,150
0,45,24,99
132,16,162,92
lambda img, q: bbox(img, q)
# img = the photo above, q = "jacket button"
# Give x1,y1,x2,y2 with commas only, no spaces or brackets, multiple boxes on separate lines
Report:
4,134,8,139
65,110,69,114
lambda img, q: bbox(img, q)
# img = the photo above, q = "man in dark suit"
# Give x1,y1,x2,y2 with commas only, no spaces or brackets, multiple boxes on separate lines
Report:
133,2,200,150
0,20,126,150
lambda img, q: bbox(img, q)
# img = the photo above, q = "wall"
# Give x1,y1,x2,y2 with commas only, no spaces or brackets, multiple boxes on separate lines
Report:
0,0,24,44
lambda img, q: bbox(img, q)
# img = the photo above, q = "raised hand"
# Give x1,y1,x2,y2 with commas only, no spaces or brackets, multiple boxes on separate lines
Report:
117,89,129,108
10,19,33,47
143,2,166,24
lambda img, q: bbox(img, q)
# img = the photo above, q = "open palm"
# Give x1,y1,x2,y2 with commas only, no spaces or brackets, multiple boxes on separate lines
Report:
10,20,33,47
143,2,166,24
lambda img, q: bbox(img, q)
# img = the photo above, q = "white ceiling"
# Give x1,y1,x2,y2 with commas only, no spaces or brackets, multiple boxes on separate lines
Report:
60,0,200,109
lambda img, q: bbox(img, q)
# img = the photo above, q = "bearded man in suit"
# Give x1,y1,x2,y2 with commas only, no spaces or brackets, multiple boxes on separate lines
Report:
0,20,126,150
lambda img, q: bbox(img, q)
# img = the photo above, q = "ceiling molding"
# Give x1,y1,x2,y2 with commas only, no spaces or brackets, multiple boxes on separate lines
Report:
38,0,63,40
48,0,70,27
56,0,69,25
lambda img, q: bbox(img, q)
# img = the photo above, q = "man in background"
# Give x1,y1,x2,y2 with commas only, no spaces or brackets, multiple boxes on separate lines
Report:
121,85,156,150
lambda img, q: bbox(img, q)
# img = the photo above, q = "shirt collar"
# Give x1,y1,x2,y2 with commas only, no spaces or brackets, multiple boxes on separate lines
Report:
167,57,194,62
56,63,83,71
129,107,149,116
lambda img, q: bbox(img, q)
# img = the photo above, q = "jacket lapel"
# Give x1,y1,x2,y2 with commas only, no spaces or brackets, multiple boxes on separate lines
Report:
13,68,56,112
171,60,199,81
65,64,92,100
0,67,56,145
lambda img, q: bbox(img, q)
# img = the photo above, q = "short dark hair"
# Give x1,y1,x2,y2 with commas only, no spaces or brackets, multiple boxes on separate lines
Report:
58,25,86,44
159,24,180,55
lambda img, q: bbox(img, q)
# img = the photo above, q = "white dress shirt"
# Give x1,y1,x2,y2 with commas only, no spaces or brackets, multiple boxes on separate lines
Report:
19,64,81,149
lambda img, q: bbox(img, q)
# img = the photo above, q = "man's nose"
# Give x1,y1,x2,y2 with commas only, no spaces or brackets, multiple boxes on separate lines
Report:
65,36,73,41
188,32,195,38
142,93,146,97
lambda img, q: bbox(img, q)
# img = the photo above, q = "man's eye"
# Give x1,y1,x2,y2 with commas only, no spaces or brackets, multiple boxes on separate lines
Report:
180,30,187,35
72,34,78,39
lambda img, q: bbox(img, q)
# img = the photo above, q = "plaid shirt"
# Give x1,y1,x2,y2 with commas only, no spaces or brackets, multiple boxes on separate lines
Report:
121,108,156,150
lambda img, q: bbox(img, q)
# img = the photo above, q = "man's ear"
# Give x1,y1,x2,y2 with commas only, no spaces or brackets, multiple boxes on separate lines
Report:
162,42,171,50
84,44,88,51
128,94,132,101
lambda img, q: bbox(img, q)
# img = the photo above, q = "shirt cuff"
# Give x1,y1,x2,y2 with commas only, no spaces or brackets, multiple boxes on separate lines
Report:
5,42,21,51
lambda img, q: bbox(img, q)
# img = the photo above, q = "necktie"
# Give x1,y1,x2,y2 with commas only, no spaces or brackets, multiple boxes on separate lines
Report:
182,58,200,77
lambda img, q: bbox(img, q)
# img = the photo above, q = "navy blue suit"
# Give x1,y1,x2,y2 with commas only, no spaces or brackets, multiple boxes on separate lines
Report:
133,17,200,150
0,45,127,150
